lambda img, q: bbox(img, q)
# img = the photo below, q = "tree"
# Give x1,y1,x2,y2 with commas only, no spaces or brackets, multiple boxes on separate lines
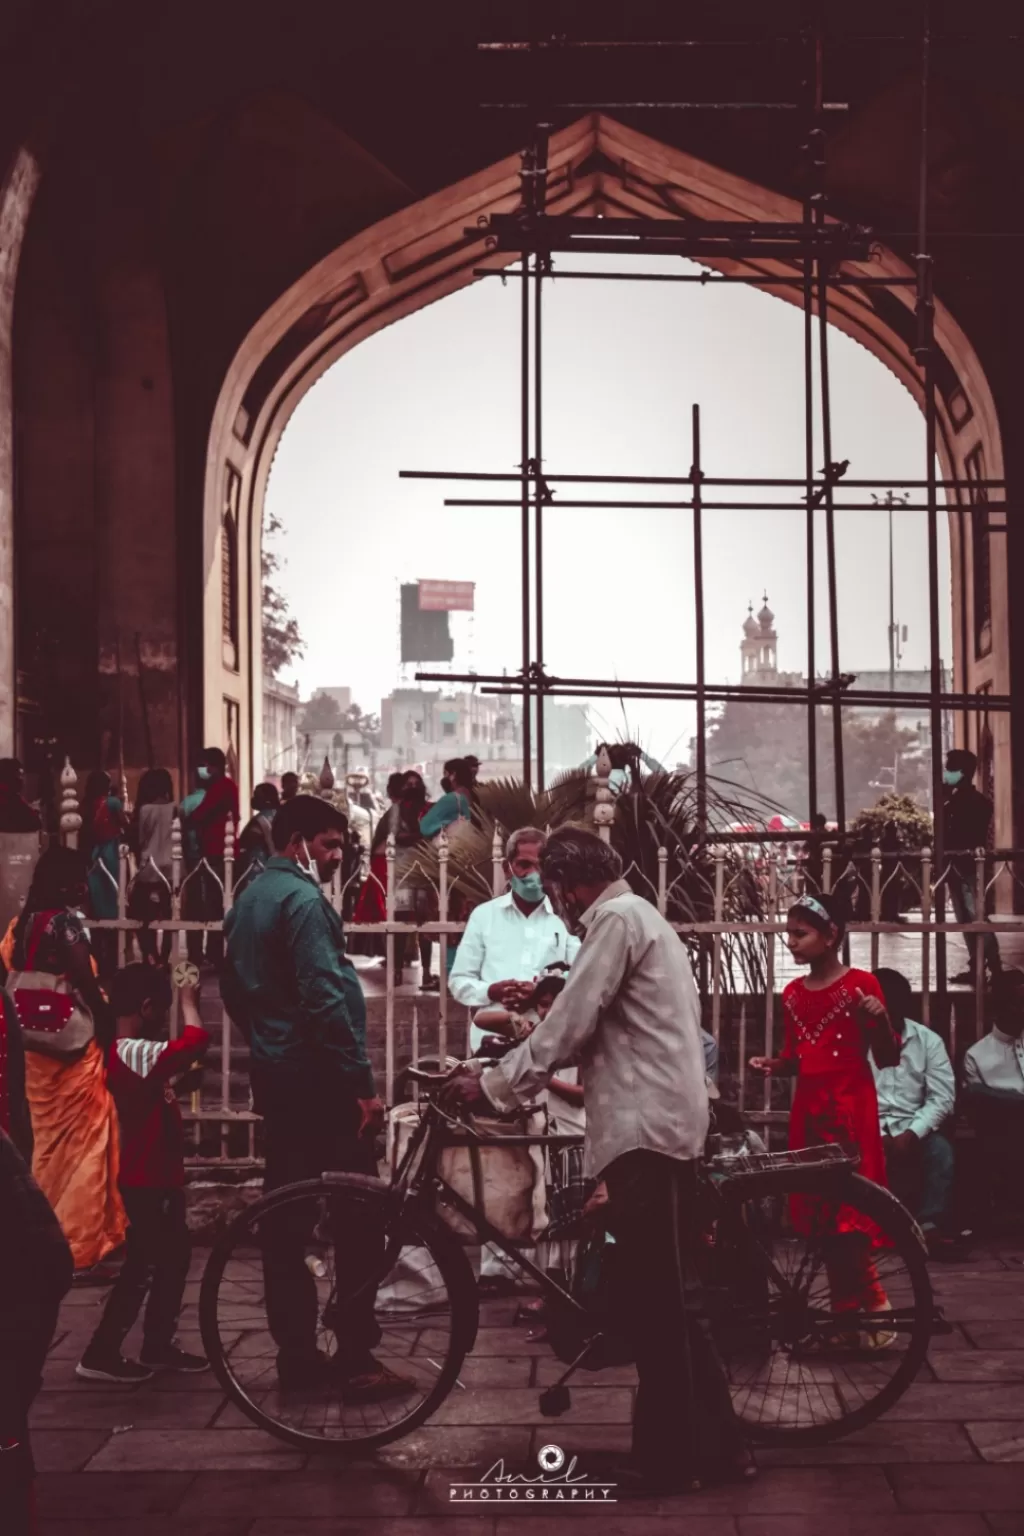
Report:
262,511,305,677
345,702,381,746
300,691,345,733
706,700,929,820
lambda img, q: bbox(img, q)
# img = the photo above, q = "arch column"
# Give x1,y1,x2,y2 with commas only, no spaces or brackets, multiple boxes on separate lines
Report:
0,147,42,754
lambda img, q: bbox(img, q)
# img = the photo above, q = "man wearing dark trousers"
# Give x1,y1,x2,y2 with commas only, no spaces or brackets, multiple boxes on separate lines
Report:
223,794,412,1402
942,748,1000,985
442,826,750,1495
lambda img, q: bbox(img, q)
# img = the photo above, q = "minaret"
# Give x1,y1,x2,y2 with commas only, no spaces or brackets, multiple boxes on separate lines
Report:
756,593,778,677
740,603,760,680
740,594,779,683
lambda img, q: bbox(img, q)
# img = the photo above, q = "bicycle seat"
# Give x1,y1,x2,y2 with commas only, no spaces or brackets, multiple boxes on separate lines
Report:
404,1066,456,1087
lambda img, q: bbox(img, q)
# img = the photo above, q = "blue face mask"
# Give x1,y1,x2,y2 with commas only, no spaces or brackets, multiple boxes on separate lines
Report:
510,871,544,903
943,769,963,787
197,766,211,783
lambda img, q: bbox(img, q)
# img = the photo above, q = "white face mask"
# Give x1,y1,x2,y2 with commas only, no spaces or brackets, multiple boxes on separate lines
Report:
298,838,318,878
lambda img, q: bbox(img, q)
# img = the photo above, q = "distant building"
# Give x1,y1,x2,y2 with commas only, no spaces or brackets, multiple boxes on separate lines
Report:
738,596,952,757
378,686,592,792
262,677,300,780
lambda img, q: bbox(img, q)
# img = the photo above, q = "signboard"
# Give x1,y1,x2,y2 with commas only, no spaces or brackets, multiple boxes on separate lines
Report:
401,583,454,663
418,580,475,612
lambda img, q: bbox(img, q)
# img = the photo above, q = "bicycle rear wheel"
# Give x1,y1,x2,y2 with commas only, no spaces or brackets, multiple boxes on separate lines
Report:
199,1173,478,1451
705,1171,933,1444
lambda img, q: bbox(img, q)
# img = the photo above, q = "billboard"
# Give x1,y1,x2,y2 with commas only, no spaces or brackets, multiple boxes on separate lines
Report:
400,583,454,663
418,579,475,612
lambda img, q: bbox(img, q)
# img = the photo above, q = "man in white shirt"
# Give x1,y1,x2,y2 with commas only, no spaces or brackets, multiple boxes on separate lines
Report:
872,969,956,1245
962,967,1024,1223
442,827,747,1494
450,826,579,1051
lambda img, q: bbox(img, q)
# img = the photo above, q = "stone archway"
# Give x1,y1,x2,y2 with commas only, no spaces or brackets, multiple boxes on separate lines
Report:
204,114,1006,829
0,146,42,753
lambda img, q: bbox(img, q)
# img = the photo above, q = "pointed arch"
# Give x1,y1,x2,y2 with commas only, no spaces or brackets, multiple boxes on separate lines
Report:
203,113,1005,822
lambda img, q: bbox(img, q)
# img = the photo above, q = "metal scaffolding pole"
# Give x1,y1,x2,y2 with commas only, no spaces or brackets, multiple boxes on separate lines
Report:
803,25,819,825
692,404,707,840
917,8,947,999
534,250,546,791
519,249,532,794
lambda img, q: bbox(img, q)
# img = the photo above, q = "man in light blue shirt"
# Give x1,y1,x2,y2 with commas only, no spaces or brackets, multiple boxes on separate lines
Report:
873,968,956,1242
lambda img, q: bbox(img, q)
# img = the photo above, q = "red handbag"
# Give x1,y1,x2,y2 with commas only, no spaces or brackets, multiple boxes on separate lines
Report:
6,914,95,1058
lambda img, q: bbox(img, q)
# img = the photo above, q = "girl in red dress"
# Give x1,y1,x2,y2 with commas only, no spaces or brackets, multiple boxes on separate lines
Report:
750,892,901,1338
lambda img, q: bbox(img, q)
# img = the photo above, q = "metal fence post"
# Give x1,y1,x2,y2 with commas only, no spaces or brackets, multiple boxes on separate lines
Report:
593,744,614,844
822,844,833,895
920,844,932,1026
870,841,882,973
438,827,449,1069
385,832,396,1119
59,757,81,849
223,818,235,911
116,842,129,971
492,826,504,896
710,847,726,1046
763,851,778,1125
974,845,987,1041
657,844,668,917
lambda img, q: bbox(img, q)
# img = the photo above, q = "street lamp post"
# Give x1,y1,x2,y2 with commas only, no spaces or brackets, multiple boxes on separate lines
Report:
873,490,910,695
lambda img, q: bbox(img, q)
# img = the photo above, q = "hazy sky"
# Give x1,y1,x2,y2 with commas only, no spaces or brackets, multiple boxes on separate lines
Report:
266,253,950,768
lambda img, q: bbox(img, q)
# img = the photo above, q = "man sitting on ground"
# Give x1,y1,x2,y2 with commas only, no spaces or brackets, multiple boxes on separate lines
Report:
872,968,958,1256
962,967,1024,1226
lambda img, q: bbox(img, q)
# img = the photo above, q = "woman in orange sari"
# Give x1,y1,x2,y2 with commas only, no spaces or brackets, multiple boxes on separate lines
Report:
2,847,126,1274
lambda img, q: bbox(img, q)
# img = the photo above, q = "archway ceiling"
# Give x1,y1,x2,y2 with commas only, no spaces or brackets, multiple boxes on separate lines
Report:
220,112,995,492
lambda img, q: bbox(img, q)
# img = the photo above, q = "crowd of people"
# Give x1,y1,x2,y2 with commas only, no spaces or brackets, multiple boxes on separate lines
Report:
3,741,1024,1519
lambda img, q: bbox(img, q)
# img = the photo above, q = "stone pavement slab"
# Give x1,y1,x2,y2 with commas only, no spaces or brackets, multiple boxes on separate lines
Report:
758,1421,978,1465
930,1351,1024,1381
28,1240,1024,1529
85,1427,305,1472
735,1519,988,1536
175,1468,422,1519
888,1463,1024,1510
964,1422,1024,1463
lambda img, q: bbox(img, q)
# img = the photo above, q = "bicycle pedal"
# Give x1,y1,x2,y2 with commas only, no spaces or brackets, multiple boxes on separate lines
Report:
539,1385,571,1417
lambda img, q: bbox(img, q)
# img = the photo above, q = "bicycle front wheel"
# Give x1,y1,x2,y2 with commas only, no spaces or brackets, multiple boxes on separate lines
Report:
199,1174,478,1451
706,1171,933,1445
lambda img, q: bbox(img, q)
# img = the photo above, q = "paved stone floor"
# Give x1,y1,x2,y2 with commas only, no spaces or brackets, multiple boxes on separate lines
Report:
30,1239,1024,1534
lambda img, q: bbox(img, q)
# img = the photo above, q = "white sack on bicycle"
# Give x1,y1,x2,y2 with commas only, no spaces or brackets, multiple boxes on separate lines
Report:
390,1101,549,1244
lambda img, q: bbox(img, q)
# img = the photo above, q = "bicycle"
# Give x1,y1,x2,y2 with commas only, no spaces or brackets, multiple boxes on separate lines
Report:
199,1070,935,1452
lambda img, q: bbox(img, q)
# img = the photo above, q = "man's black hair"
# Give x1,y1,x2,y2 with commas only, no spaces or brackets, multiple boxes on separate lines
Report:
272,793,348,851
281,771,299,789
542,824,623,887
202,746,227,772
386,771,406,800
875,967,913,1016
946,748,977,779
110,964,173,1019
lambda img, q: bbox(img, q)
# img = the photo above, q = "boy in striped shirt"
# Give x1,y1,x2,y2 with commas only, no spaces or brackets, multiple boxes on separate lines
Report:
77,967,210,1383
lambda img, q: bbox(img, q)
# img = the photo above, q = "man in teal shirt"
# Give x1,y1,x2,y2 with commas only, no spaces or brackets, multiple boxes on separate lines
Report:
223,795,411,1403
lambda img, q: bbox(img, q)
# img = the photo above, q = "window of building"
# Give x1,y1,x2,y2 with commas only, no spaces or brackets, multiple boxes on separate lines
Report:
442,721,456,738
222,469,241,672
965,442,992,660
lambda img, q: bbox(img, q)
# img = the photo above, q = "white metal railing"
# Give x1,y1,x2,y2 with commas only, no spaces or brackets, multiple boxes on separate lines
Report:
51,757,1024,1165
